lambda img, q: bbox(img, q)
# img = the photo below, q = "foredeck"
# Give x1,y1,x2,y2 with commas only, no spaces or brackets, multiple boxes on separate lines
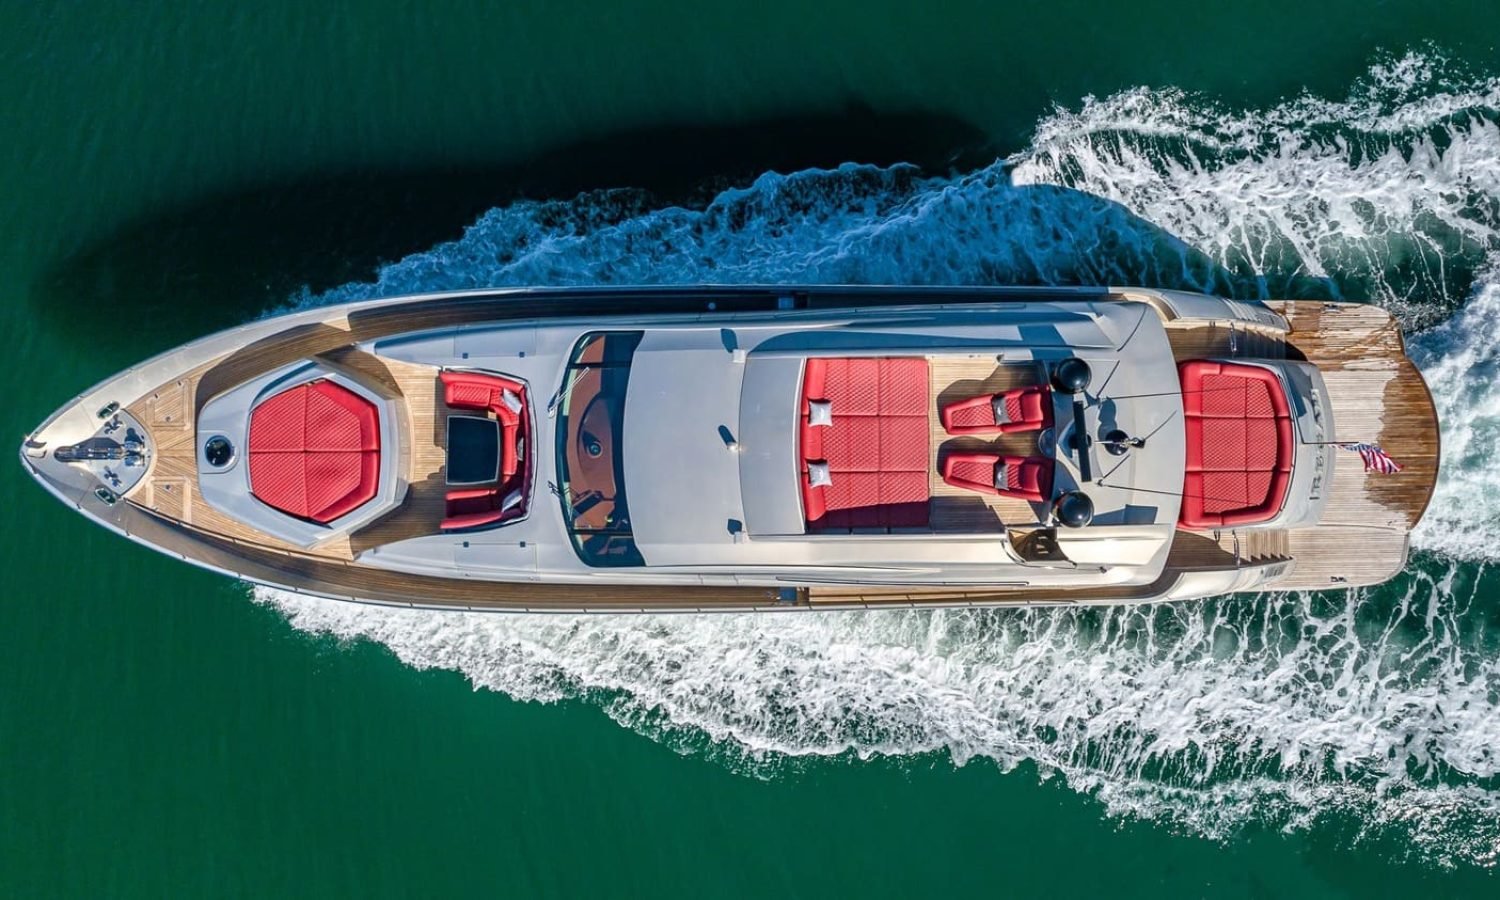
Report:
127,347,454,562
105,293,1437,610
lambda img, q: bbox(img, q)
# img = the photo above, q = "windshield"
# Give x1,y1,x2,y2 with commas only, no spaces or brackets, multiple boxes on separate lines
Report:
554,331,644,566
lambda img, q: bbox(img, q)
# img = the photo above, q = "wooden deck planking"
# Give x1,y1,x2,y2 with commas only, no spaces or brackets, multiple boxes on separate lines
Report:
140,378,192,432
1269,301,1439,533
1261,301,1436,587
1273,527,1410,590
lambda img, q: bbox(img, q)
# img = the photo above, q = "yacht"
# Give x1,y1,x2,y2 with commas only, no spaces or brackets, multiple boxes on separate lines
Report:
20,286,1439,612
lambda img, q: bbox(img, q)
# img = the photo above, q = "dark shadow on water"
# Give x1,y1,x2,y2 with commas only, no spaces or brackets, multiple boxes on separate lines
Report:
34,99,1345,365
30,106,994,354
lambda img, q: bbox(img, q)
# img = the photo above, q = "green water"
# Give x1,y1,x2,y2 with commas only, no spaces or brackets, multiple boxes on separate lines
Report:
5,2,1500,896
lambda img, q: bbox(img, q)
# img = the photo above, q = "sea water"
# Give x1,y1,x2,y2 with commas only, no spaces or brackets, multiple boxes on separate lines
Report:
254,52,1500,869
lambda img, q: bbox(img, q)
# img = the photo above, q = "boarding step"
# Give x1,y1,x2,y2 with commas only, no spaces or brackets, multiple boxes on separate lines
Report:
1223,527,1291,566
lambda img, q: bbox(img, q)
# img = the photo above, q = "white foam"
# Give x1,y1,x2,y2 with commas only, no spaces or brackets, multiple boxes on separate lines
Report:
1010,54,1500,323
259,51,1500,867
1411,270,1500,559
258,567,1500,869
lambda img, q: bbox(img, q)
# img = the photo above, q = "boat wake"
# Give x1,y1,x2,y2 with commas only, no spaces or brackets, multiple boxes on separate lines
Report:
261,51,1500,868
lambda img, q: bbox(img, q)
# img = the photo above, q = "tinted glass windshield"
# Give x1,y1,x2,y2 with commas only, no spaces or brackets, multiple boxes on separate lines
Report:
554,331,644,566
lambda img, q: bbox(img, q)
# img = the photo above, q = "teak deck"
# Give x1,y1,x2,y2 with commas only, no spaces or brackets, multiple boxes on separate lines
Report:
119,296,1438,611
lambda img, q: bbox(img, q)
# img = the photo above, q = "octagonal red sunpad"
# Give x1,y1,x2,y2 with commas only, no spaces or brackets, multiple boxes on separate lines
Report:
247,379,380,524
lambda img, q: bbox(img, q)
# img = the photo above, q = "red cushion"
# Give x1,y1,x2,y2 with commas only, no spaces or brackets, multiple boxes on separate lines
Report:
802,358,827,415
439,486,527,531
442,508,506,530
1178,361,1295,528
445,380,492,411
799,357,930,530
1011,458,1051,498
302,451,366,517
1221,470,1291,527
440,370,531,517
823,358,882,416
802,481,828,523
940,453,1052,504
314,451,383,523
877,416,928,471
248,380,380,524
247,394,306,452
878,358,931,415
247,452,307,518
1180,361,1290,419
499,422,519,479
943,454,999,493
879,472,931,528
304,380,380,450
1182,472,1292,528
824,416,882,472
939,385,1051,435
940,394,997,432
799,418,825,461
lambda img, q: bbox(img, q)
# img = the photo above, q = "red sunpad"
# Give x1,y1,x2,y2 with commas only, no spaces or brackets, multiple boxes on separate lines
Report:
248,380,380,523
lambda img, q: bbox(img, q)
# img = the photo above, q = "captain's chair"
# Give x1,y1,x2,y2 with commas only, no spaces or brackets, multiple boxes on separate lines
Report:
941,453,1053,503
940,385,1052,435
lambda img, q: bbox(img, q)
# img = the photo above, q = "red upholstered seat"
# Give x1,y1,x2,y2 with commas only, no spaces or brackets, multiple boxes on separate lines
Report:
1178,361,1294,528
940,453,1053,503
799,357,931,530
442,370,527,479
248,380,380,523
439,370,532,530
441,486,518,531
939,385,1052,435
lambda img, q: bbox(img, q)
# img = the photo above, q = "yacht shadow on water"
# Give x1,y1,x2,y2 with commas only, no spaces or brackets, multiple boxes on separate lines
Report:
31,104,1325,358
30,107,989,353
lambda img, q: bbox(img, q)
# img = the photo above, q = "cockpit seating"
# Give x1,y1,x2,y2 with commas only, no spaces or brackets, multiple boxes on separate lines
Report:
940,452,1053,503
939,385,1051,435
439,370,531,530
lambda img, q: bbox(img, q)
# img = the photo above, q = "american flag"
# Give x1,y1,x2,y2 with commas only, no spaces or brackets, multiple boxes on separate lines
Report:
1340,442,1404,474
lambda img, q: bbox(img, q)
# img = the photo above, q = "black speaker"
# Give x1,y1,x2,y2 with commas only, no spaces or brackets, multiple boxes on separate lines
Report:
1051,357,1091,394
1053,491,1094,528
